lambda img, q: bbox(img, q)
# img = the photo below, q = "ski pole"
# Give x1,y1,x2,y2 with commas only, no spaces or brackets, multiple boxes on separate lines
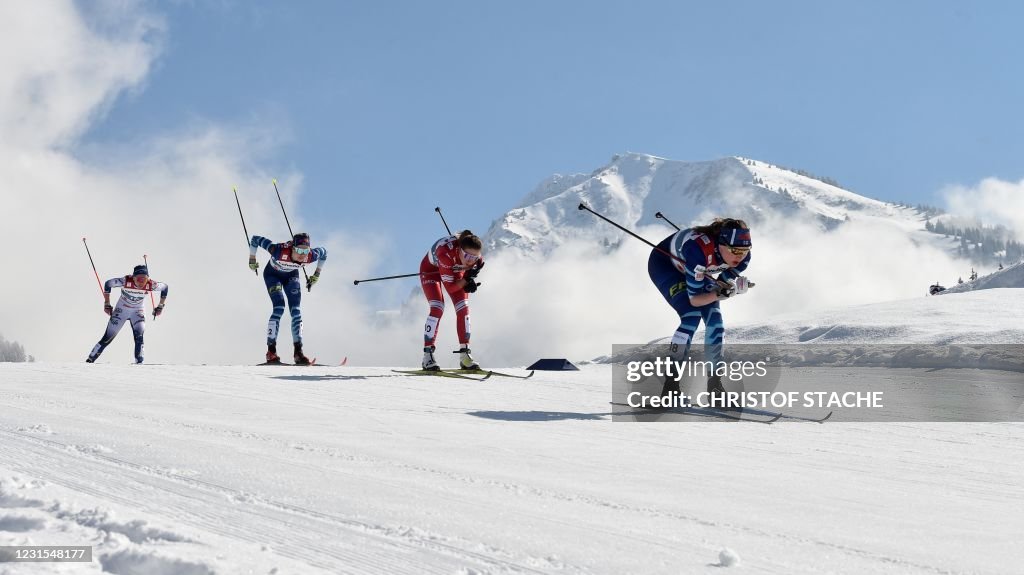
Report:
82,238,104,296
143,254,157,319
434,207,453,236
353,271,441,285
233,187,258,276
272,178,311,289
655,211,681,231
578,203,687,266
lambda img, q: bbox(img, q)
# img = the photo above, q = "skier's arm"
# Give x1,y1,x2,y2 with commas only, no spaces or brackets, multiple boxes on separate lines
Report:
305,248,327,290
103,277,125,300
310,247,327,274
153,281,169,302
679,242,718,306
102,277,124,313
249,235,273,256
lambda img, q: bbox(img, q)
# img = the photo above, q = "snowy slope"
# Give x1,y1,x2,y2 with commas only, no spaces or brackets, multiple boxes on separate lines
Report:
938,260,1024,294
727,289,1024,345
1,363,1022,574
483,154,950,259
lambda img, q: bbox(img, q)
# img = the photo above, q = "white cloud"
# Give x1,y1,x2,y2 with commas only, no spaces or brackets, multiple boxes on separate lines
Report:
943,177,1024,241
0,2,386,365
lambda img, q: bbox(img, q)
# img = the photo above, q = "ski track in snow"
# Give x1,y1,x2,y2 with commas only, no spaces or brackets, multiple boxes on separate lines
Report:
0,363,1022,574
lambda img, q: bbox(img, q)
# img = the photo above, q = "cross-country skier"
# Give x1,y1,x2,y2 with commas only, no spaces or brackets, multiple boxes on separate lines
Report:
248,232,326,365
648,218,752,402
86,265,168,364
419,230,485,370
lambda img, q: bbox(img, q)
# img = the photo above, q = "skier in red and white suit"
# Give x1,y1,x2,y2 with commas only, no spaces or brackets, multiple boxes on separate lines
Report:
419,230,484,370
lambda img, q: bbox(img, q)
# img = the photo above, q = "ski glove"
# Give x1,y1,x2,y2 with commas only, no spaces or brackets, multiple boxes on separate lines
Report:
732,276,750,295
306,271,320,291
104,303,113,316
248,256,259,272
463,277,479,294
153,304,164,318
465,261,485,280
716,276,751,300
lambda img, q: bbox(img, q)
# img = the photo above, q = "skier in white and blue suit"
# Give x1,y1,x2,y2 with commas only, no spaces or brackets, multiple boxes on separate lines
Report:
86,265,168,364
647,218,752,399
248,232,327,365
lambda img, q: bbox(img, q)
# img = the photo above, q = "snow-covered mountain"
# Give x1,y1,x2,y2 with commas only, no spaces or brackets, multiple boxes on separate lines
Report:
483,153,949,258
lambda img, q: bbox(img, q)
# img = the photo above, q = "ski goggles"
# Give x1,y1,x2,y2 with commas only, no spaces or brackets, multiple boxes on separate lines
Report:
460,249,480,263
725,246,751,256
293,245,311,256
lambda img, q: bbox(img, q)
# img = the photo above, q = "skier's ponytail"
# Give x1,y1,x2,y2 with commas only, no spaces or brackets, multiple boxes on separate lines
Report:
457,230,483,251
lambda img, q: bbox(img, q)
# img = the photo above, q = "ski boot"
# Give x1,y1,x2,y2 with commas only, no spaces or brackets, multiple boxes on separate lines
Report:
656,375,681,410
265,343,281,365
455,346,480,371
707,375,736,410
85,356,96,364
294,342,312,366
422,346,440,371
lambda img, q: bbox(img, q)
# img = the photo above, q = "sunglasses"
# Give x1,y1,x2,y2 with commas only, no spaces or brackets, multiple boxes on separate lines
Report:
293,245,311,256
460,249,480,263
726,246,750,256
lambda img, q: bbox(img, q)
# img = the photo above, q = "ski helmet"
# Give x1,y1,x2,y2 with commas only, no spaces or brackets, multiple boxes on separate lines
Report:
292,233,311,247
133,264,149,276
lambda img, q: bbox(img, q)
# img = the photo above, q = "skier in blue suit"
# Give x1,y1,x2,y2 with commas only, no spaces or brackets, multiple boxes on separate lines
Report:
249,232,327,365
648,218,752,401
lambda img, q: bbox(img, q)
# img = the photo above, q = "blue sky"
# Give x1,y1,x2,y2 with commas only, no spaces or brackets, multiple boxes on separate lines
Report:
83,0,1024,264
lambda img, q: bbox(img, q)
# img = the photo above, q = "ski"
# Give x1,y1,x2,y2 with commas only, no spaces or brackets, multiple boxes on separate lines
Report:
733,406,833,424
391,369,492,381
257,357,318,367
609,402,781,424
443,369,535,379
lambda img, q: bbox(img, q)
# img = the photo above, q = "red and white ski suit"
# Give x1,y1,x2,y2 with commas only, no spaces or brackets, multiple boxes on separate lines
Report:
419,235,483,347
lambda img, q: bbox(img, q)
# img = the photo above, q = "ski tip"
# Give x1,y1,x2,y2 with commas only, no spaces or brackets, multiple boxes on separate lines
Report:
341,356,348,366
818,411,834,423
